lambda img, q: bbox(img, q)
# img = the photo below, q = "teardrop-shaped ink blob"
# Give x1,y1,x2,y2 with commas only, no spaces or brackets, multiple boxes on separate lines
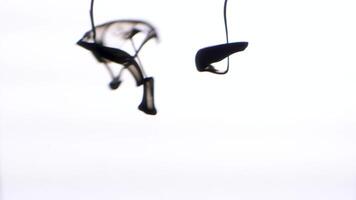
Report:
195,0,248,74
109,77,122,90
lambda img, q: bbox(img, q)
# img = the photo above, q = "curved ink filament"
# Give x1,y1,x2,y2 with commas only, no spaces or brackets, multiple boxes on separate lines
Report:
90,0,96,42
195,0,248,74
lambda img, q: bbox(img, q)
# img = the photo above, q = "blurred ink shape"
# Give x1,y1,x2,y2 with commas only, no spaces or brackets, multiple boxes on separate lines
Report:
77,20,159,115
195,0,248,74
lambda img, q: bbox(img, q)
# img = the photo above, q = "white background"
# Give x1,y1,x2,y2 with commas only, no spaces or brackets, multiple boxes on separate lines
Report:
1,0,356,199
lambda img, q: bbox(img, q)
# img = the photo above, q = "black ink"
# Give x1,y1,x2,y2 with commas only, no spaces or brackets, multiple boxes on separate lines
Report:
138,77,157,115
195,0,248,74
196,42,248,74
77,0,158,115
77,39,145,86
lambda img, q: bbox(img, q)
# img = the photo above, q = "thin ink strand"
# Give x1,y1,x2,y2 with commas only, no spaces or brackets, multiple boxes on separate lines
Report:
104,63,115,79
224,0,229,44
90,0,113,79
211,0,230,75
223,0,230,74
90,0,96,42
130,39,147,78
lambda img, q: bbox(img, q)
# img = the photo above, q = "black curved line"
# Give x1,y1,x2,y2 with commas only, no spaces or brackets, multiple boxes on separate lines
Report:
90,0,96,42
224,0,229,44
130,39,147,78
204,0,231,75
221,0,230,74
